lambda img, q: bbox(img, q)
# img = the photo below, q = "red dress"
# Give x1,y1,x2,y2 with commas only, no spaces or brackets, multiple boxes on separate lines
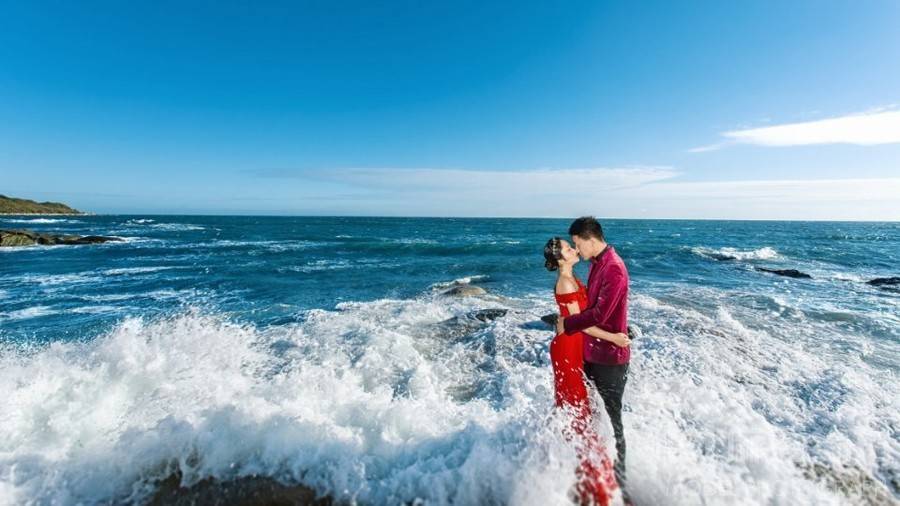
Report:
552,277,619,506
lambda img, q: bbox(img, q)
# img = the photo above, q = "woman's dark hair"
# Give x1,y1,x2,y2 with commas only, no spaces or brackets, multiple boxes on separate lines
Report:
568,216,604,241
543,237,563,271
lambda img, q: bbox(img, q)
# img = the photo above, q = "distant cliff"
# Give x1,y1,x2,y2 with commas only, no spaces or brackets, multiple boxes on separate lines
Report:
0,194,83,214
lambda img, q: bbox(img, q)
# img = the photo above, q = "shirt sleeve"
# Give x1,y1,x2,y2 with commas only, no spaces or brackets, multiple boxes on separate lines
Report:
563,266,627,334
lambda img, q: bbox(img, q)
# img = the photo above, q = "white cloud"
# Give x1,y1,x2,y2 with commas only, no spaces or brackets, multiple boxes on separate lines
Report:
621,177,900,221
692,109,900,151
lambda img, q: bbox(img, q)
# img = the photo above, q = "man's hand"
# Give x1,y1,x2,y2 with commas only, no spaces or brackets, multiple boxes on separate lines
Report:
556,316,565,335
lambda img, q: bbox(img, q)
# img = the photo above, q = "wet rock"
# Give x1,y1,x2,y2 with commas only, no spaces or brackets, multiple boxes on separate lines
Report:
471,308,508,322
148,472,331,506
540,313,558,327
755,267,812,279
73,235,119,244
0,230,38,246
867,277,900,290
441,285,487,297
431,309,508,341
796,461,895,505
0,229,122,247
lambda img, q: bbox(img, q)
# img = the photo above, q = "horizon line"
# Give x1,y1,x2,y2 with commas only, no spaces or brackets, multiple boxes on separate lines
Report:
2,212,898,223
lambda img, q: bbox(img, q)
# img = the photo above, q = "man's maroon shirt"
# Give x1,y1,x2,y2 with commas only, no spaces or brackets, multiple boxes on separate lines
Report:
563,245,630,365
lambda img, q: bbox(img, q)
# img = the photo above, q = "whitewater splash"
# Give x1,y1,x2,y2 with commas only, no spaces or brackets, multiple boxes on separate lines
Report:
1,218,82,224
690,246,780,261
1,289,895,505
0,297,590,505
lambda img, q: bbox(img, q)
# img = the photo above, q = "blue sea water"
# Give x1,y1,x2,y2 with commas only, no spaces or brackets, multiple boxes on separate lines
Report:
1,216,898,505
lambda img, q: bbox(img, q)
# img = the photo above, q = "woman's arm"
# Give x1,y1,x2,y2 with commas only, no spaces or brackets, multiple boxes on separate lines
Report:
563,266,627,335
564,301,631,347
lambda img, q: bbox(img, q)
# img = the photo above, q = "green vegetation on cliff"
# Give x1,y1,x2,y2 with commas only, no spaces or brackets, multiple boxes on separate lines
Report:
0,194,83,214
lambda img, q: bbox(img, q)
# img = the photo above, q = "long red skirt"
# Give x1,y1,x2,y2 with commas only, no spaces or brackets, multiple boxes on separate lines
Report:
551,331,619,506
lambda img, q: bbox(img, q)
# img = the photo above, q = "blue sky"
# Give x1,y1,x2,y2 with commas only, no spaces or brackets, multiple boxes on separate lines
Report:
1,1,899,219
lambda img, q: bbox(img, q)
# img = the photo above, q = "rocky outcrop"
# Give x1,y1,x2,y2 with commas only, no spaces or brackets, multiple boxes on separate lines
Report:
441,285,487,297
867,277,900,290
147,472,330,506
470,308,508,322
0,229,122,247
755,267,812,279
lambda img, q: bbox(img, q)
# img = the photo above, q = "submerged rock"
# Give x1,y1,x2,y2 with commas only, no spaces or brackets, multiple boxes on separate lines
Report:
0,229,122,247
441,285,487,297
755,267,812,279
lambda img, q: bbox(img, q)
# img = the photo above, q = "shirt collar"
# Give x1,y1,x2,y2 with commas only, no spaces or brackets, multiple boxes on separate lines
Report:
590,244,611,265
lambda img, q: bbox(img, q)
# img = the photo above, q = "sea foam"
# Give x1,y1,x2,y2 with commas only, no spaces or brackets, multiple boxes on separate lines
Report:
0,300,590,505
690,246,780,261
1,218,81,224
1,288,895,504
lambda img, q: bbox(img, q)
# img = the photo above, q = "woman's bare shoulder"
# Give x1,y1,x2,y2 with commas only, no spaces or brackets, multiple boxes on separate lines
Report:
555,275,579,294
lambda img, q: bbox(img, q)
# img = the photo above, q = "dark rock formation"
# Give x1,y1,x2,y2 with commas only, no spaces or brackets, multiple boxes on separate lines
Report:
755,267,812,279
540,313,559,327
0,229,122,247
470,308,508,322
867,277,900,289
147,472,331,506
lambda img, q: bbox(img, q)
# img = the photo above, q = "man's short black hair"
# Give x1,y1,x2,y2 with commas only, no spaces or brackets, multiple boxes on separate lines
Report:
568,216,604,241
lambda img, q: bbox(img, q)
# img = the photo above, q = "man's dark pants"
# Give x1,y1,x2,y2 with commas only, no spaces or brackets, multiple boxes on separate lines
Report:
584,362,629,489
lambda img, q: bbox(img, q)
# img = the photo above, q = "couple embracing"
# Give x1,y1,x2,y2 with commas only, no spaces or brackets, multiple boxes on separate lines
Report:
543,217,632,506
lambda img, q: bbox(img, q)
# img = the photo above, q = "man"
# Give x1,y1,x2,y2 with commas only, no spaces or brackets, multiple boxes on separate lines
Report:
556,216,631,494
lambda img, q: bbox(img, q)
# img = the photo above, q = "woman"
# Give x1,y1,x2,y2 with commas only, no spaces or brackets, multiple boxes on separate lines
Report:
544,237,628,506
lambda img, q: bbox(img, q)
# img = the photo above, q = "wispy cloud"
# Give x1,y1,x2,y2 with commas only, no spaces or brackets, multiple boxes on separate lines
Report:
306,166,677,192
239,166,900,220
686,143,727,153
242,166,678,216
247,166,677,189
622,177,900,221
691,108,900,152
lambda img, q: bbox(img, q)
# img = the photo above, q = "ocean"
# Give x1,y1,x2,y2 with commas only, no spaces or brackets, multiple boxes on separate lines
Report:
1,216,898,505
